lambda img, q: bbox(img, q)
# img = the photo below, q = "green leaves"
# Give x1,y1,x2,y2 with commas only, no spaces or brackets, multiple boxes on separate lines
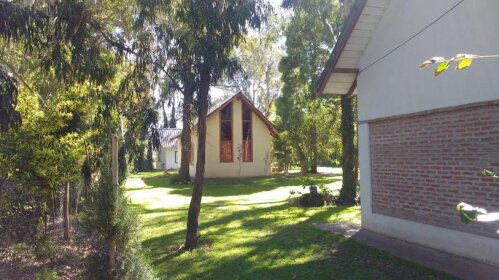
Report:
434,60,449,77
420,53,485,77
456,58,472,70
479,169,498,180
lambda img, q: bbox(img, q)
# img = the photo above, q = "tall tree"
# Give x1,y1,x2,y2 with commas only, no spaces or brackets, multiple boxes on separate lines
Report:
337,95,356,204
178,70,195,182
227,16,285,117
0,1,161,275
179,0,269,250
336,0,357,205
277,0,343,174
136,0,269,249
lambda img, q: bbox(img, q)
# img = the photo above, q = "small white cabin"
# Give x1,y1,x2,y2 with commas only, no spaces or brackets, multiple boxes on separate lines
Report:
154,128,181,170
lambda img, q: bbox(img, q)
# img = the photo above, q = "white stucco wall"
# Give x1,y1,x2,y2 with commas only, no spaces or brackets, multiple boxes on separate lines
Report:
189,98,273,178
357,0,499,122
156,147,179,170
356,0,499,266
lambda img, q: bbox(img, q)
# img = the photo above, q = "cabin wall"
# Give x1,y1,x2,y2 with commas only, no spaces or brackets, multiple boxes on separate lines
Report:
356,0,499,266
189,98,273,178
357,0,499,122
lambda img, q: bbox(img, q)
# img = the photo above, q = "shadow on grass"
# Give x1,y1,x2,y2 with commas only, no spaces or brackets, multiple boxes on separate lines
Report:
142,203,346,268
137,174,341,198
138,201,452,280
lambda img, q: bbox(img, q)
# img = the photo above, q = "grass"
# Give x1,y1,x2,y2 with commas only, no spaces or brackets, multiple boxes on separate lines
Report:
126,171,453,280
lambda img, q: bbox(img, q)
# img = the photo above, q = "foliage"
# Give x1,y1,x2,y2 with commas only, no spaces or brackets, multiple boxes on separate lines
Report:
33,269,58,280
276,0,343,174
480,169,498,180
226,16,286,117
83,157,155,279
420,54,499,76
0,181,45,245
0,70,21,132
289,183,336,207
136,0,272,249
34,235,57,259
456,171,499,224
337,95,357,205
298,192,326,207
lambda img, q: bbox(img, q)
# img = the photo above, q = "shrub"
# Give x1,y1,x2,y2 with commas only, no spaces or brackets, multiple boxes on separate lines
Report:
299,193,325,207
34,235,56,259
83,158,156,280
290,184,337,207
0,183,45,245
34,269,58,280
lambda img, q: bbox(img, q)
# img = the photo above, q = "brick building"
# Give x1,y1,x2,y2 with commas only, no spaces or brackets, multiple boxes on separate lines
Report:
318,0,499,266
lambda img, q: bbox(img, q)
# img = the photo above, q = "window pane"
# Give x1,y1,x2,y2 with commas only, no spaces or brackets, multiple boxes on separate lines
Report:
242,104,251,120
243,140,252,162
221,122,232,140
243,121,251,140
221,141,233,162
221,104,232,120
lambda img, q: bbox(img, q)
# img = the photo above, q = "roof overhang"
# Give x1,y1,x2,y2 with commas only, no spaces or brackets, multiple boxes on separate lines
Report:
317,0,390,96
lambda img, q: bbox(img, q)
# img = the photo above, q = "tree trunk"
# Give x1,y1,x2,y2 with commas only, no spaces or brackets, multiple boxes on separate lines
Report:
75,182,81,217
51,190,56,223
309,124,318,174
178,77,193,182
338,95,356,205
310,162,318,174
185,65,210,250
296,147,308,175
284,149,289,174
0,180,3,203
109,135,119,269
170,98,177,128
162,101,169,128
63,182,70,241
264,64,271,117
44,192,49,234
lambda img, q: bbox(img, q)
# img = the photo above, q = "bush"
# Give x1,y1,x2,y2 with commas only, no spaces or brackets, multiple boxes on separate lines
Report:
0,183,45,245
289,184,337,207
83,158,156,280
34,235,56,259
299,193,325,207
34,269,58,280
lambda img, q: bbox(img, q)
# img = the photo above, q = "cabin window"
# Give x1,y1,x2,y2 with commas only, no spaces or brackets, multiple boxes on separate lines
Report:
242,103,253,162
220,103,233,162
175,151,178,164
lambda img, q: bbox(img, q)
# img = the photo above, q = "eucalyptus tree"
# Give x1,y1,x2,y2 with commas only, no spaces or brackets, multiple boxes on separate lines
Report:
136,0,270,249
277,0,343,173
0,1,160,275
228,16,285,117
179,0,271,250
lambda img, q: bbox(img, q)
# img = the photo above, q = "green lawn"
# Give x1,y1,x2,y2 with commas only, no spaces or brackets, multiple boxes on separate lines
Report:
126,171,452,280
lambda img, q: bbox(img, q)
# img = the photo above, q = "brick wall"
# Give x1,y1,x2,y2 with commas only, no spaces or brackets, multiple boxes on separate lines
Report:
370,102,499,239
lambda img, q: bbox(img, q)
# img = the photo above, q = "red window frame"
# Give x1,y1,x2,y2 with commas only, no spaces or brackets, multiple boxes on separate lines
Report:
242,102,253,162
220,103,233,162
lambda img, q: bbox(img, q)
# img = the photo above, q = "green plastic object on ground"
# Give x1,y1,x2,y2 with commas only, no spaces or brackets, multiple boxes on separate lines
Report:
456,202,487,224
459,209,477,224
